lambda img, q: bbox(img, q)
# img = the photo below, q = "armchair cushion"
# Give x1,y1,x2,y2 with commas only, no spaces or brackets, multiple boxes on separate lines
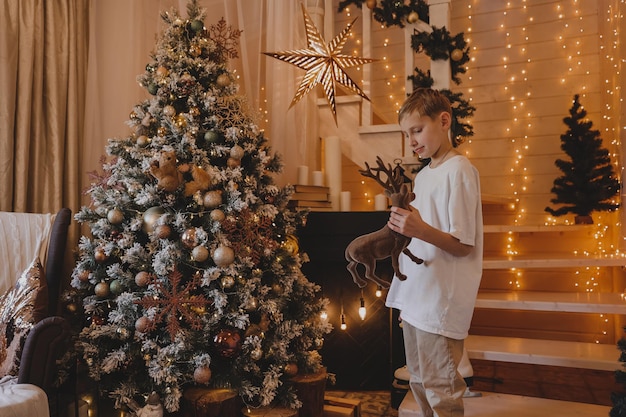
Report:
0,258,46,376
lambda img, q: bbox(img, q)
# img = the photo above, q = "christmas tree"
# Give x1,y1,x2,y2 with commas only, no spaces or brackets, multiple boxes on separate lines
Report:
67,1,331,413
545,94,620,224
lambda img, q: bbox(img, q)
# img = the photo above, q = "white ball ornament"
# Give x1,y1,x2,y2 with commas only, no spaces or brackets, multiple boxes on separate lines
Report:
193,366,212,384
203,190,223,208
230,145,244,160
213,245,235,267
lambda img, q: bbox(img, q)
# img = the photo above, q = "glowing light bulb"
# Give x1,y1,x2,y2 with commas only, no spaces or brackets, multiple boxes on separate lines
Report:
359,296,366,320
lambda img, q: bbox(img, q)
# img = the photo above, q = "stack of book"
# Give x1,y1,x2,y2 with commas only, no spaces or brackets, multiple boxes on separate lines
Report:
288,185,332,211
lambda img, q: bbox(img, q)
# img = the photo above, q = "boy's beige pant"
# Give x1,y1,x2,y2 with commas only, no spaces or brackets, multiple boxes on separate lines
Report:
403,323,466,417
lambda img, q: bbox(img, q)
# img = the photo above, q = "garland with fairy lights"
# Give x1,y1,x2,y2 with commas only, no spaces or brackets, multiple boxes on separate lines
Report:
338,0,474,145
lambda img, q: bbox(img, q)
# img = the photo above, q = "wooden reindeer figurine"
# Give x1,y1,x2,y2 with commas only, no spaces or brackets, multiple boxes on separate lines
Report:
345,157,423,288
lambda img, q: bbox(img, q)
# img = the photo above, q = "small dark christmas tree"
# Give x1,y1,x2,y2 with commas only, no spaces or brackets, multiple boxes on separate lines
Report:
65,1,331,413
545,94,620,224
612,328,626,416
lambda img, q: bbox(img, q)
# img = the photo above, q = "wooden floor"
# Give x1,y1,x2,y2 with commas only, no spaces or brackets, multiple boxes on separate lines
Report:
398,390,611,417
326,389,613,417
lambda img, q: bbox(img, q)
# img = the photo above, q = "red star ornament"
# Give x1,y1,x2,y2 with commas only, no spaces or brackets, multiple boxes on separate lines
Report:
264,4,376,121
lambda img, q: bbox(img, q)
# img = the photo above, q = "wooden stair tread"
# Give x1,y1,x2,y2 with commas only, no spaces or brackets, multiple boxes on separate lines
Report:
483,254,626,268
398,390,610,417
465,335,620,371
484,224,594,233
475,291,626,313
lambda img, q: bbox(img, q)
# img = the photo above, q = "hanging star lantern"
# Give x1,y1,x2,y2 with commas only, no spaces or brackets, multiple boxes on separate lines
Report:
264,4,376,122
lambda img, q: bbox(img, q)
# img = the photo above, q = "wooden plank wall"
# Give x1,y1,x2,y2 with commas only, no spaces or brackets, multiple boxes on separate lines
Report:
333,0,624,226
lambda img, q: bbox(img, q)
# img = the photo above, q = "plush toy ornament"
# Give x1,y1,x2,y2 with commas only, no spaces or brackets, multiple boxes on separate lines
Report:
149,150,182,192
345,157,423,288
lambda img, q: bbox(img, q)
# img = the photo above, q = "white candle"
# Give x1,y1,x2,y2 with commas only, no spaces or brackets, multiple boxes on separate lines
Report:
297,165,309,185
340,191,351,212
312,170,324,187
324,136,342,210
374,193,388,211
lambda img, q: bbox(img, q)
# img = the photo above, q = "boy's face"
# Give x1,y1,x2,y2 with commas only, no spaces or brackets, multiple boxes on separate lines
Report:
399,110,451,160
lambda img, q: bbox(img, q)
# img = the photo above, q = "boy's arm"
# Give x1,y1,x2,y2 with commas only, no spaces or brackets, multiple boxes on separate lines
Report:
388,206,473,257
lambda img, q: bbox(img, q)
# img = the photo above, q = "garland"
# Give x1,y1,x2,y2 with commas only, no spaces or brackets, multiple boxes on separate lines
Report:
338,0,474,143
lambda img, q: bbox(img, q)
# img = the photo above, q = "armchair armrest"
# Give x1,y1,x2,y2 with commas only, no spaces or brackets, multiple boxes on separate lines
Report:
17,316,71,394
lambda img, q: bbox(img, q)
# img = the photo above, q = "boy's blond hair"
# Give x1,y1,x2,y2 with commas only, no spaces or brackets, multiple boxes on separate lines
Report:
398,88,452,123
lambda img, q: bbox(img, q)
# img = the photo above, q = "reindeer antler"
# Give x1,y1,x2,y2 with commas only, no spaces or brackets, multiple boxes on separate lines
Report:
359,156,403,193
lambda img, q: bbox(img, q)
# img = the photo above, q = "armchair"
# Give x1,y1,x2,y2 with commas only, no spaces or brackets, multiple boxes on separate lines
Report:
0,208,72,417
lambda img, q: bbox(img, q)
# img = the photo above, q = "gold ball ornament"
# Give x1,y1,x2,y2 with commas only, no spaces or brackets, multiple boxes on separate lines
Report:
210,209,226,222
155,224,172,239
135,271,152,287
450,48,464,61
212,245,235,267
407,11,419,24
107,208,124,224
190,45,202,57
192,245,210,262
216,74,231,87
181,228,198,249
227,157,241,168
174,114,187,128
78,269,90,282
163,105,176,117
94,281,110,298
220,275,235,289
284,363,298,377
156,66,169,77
281,235,299,255
366,0,377,9
157,126,168,137
136,135,150,147
143,206,165,233
203,190,223,208
135,316,151,332
250,347,263,361
94,248,108,263
230,145,244,160
194,366,212,384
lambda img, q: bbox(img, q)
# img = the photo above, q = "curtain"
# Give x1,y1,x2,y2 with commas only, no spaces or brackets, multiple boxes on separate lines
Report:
0,0,87,213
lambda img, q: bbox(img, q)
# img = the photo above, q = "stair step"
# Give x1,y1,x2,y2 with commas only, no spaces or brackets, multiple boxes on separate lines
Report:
483,254,626,268
398,390,610,417
465,335,620,371
475,291,626,313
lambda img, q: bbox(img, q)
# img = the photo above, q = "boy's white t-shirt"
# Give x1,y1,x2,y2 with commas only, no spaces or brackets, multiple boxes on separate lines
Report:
385,154,483,340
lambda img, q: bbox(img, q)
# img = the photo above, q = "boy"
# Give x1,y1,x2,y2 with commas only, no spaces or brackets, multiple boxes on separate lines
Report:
385,88,483,417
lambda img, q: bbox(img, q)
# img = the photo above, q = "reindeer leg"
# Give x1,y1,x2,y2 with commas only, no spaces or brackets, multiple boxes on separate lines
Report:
402,248,424,265
363,260,392,289
345,247,368,287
